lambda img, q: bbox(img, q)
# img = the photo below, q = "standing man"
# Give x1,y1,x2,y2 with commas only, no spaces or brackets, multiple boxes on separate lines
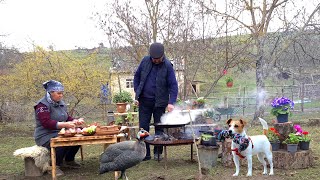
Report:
134,42,178,161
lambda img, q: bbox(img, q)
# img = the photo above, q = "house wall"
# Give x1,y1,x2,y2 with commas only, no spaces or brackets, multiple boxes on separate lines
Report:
110,72,135,102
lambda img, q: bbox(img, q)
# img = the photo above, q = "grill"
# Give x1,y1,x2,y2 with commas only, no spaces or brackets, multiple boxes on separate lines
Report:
146,122,195,169
145,138,194,145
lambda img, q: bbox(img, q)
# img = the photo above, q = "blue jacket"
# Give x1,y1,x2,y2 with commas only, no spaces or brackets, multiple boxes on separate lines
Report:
134,56,178,107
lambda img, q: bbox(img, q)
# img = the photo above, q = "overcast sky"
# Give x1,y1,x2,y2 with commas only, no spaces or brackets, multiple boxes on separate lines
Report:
0,0,317,52
0,0,106,51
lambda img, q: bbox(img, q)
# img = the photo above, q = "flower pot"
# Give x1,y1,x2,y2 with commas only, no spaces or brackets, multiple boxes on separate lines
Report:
226,82,233,88
287,144,298,153
270,142,280,151
198,104,205,109
116,103,127,113
299,141,310,150
277,114,289,123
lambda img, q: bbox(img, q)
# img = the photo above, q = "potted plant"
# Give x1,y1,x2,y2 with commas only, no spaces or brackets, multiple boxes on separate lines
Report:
294,124,311,150
225,76,233,88
113,90,133,113
270,97,294,123
283,133,300,153
192,97,206,109
267,127,281,151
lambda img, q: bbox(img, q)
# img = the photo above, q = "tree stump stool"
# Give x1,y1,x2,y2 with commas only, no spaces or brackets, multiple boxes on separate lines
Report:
273,150,314,169
24,157,43,177
13,145,50,177
274,122,294,143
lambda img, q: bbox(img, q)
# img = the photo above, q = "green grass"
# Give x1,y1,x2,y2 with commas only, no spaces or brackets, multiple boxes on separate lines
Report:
1,117,319,180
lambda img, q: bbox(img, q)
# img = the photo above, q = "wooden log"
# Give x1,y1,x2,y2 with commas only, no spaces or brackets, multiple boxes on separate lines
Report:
221,139,234,167
274,122,294,143
24,157,43,177
273,150,314,169
221,139,246,167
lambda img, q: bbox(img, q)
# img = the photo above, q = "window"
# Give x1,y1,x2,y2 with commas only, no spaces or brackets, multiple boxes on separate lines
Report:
126,79,133,88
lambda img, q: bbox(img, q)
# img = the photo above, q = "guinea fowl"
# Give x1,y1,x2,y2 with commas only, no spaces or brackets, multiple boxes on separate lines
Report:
99,129,149,179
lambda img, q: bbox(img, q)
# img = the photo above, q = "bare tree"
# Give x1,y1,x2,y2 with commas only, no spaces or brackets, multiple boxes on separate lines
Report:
197,0,320,121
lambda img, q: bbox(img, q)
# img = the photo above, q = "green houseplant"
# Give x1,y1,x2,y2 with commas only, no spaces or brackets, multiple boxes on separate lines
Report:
113,90,133,104
113,91,133,113
225,76,233,87
192,97,206,109
283,133,300,144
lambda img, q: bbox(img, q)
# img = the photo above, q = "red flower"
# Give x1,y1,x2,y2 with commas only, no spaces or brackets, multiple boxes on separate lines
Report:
270,127,275,131
302,131,309,135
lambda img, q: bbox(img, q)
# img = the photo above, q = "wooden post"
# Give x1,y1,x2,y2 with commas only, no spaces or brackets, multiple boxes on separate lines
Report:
221,139,234,167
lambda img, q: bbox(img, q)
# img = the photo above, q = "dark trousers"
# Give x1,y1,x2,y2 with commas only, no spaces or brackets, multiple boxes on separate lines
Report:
43,140,80,166
139,97,165,157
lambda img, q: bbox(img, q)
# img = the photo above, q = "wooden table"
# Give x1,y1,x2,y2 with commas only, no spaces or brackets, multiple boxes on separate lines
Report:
50,135,118,180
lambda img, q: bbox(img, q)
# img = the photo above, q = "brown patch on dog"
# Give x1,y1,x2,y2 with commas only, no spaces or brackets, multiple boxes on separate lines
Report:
239,119,247,127
226,119,232,125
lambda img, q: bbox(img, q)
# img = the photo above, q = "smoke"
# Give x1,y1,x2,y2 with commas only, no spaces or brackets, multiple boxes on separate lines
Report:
160,109,204,124
256,89,268,109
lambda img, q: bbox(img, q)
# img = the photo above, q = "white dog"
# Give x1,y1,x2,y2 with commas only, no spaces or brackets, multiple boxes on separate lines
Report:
227,117,274,177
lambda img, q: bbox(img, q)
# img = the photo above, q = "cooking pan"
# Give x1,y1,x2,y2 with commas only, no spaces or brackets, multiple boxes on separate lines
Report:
152,122,189,128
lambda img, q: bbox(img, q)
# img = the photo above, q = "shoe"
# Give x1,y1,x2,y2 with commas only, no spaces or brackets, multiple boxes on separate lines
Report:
154,154,163,161
62,161,81,169
47,167,64,177
143,156,151,161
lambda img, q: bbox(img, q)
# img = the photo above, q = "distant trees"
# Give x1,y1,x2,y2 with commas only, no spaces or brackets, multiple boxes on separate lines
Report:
0,47,109,122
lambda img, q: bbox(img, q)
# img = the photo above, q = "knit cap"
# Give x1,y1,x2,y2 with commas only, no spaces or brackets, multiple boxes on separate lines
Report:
149,42,164,59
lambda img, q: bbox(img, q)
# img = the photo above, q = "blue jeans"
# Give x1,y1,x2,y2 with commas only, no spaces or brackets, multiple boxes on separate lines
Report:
43,140,80,166
139,97,165,157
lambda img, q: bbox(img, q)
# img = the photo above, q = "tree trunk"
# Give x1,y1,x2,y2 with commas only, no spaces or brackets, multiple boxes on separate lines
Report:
253,41,266,122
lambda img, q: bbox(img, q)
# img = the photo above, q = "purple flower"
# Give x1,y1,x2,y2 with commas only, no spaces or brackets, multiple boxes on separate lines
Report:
271,97,294,109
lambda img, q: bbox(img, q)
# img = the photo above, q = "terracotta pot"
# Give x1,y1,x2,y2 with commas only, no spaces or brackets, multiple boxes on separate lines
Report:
116,103,127,113
226,82,233,87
